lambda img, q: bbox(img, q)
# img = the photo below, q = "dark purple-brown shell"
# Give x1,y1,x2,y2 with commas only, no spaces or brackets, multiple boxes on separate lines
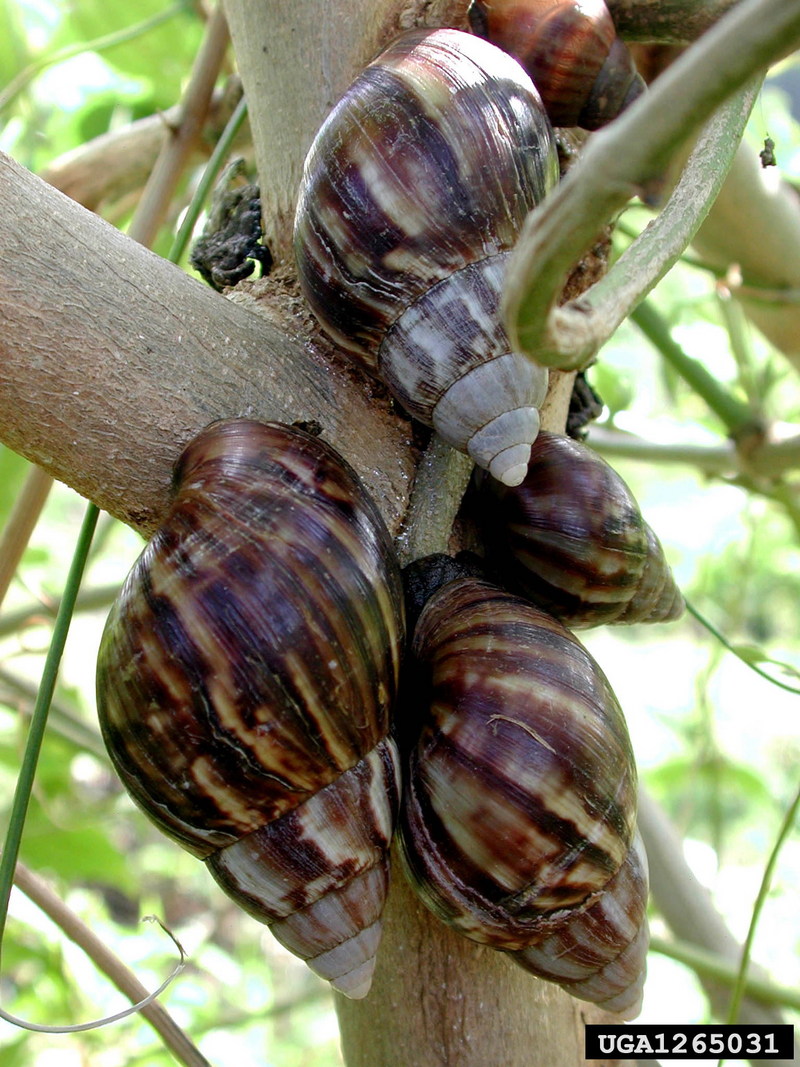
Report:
399,575,648,1015
468,0,645,129
96,419,405,998
294,28,558,486
476,431,684,627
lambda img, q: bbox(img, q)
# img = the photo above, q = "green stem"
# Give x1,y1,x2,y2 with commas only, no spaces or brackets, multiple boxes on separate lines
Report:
725,782,800,1026
685,600,800,696
649,935,800,1013
0,583,122,639
0,503,99,955
630,301,758,439
505,0,800,368
168,94,249,265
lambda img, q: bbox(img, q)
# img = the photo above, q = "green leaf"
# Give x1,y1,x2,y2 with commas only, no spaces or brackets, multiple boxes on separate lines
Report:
22,825,136,894
587,362,635,421
648,755,775,825
52,0,202,103
0,1,30,87
731,643,800,682
0,1036,34,1067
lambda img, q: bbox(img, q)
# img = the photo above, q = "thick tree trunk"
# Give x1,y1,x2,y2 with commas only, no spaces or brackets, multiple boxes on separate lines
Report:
222,0,468,261
0,1,635,1063
222,2,631,1064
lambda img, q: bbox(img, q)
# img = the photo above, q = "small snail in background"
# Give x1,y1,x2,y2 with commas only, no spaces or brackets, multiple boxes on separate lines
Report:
475,431,684,627
468,0,646,129
294,28,558,487
398,562,649,1016
96,419,405,999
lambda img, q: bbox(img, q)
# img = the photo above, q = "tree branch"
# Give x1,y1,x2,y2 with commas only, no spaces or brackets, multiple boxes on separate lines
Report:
692,143,800,367
0,152,414,537
12,863,210,1067
638,790,799,1066
129,4,231,249
221,0,468,259
586,425,800,478
504,0,800,370
40,83,246,216
607,0,739,42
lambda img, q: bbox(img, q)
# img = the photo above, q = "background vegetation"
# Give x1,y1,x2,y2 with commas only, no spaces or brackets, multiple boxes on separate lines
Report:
0,1,798,1064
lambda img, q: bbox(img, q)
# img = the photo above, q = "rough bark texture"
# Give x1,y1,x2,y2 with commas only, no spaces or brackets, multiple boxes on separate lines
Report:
221,2,629,1063
0,152,414,536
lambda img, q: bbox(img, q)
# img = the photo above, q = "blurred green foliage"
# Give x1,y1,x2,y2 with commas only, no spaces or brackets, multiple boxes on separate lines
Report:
0,2,798,1064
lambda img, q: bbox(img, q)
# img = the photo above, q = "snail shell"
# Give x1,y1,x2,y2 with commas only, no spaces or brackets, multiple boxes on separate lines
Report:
96,419,405,999
476,431,684,627
398,572,648,1015
468,0,646,129
293,28,558,487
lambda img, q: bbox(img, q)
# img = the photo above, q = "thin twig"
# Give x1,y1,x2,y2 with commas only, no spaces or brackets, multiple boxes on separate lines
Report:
0,3,188,115
42,82,245,214
630,301,759,442
0,665,108,761
129,4,230,248
586,425,800,478
724,782,800,1027
0,9,233,1060
638,788,798,1067
649,935,800,1013
168,93,249,263
395,436,473,567
12,863,210,1067
0,583,121,640
0,465,53,612
0,506,99,947
506,80,759,369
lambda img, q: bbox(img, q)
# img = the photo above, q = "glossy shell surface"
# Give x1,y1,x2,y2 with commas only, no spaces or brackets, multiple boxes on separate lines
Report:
477,431,684,627
398,575,648,1012
468,0,645,129
96,419,405,998
294,28,558,485
400,578,634,921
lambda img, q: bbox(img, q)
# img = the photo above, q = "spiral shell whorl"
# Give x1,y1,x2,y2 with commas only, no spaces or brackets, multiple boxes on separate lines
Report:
477,431,684,626
206,738,400,998
294,29,557,484
381,255,549,485
97,419,405,998
399,577,638,950
513,830,649,1017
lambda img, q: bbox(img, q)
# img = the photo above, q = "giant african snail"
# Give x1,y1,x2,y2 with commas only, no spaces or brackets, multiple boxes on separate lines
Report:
398,561,649,1016
96,419,405,999
293,28,558,487
468,0,646,129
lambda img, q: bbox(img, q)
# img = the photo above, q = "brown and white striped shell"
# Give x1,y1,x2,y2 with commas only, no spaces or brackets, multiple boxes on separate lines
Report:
96,419,405,999
293,28,558,487
398,572,648,1016
468,0,645,129
475,431,684,627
